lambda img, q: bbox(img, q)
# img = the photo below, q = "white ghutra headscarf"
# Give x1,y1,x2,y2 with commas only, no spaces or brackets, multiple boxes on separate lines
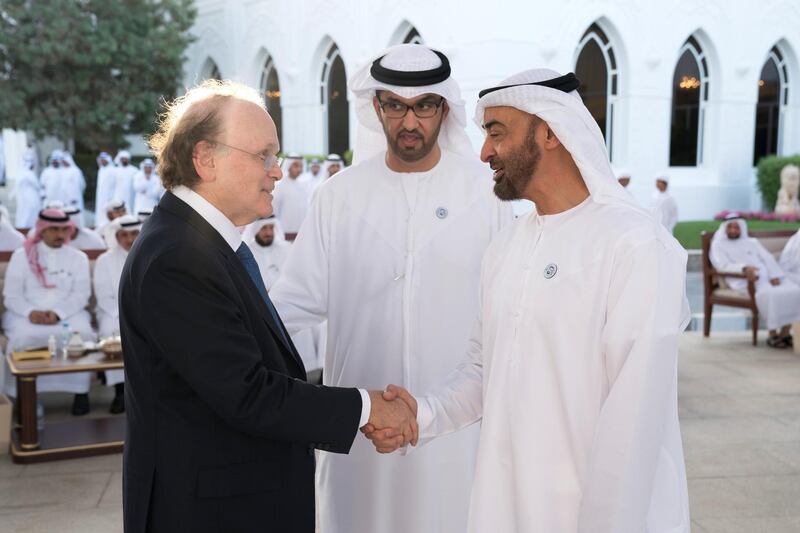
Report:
348,44,475,164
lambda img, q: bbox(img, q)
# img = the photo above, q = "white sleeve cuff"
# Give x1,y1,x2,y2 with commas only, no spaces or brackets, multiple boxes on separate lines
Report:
357,388,371,428
415,397,436,438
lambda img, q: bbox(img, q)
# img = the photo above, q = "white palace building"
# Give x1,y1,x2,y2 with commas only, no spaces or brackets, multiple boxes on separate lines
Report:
182,0,800,220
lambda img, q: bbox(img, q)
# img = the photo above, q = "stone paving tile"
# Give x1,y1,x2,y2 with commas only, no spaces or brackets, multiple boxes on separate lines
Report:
684,441,798,479
0,506,123,533
0,456,25,480
0,472,112,516
695,515,800,533
688,474,800,520
20,454,122,479
98,472,122,508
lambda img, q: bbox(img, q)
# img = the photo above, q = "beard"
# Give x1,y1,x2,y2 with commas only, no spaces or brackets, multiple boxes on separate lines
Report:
383,120,442,164
492,121,540,201
255,234,274,247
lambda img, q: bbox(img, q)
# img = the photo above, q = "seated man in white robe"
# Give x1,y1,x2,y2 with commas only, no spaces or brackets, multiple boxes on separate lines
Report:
711,216,800,348
271,153,311,239
365,69,692,533
63,206,106,250
0,211,25,252
3,208,96,415
780,228,800,286
94,215,141,413
245,217,320,372
95,199,128,239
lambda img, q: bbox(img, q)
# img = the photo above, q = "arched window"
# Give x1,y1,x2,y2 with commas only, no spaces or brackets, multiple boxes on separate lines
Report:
669,36,709,167
260,55,282,146
753,46,789,165
403,27,423,44
574,23,618,160
320,43,349,156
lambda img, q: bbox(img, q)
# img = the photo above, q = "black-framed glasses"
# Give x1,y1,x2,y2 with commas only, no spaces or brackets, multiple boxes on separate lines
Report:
377,97,445,119
210,140,283,171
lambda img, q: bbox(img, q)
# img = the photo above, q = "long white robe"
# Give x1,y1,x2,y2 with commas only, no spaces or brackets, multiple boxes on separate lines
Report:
0,220,25,252
94,164,117,226
69,228,106,250
780,230,800,287
132,171,163,214
651,191,678,233
2,243,95,395
13,168,42,229
51,166,85,224
271,150,510,533
39,165,61,203
416,197,690,533
271,175,312,234
711,233,800,330
93,247,127,385
113,164,138,213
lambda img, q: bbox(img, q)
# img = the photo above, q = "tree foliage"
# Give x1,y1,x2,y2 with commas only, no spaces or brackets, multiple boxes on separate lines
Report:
0,0,196,150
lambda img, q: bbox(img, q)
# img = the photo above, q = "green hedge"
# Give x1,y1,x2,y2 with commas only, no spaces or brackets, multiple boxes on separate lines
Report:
756,154,800,211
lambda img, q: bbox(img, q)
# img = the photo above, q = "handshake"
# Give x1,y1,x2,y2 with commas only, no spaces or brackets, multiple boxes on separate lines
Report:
361,385,418,454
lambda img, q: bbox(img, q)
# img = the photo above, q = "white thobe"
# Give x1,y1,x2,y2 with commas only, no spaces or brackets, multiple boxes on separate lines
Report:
302,171,325,193
271,176,312,234
93,247,127,385
133,172,164,214
271,150,510,533
113,165,138,213
69,228,106,250
250,239,319,370
651,191,678,233
14,169,42,229
95,165,117,226
711,236,800,330
39,166,61,203
2,243,95,395
415,197,691,533
780,230,800,286
52,167,85,222
0,221,25,252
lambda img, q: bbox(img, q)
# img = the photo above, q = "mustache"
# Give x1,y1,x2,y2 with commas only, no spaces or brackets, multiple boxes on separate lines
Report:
396,130,423,138
488,157,503,171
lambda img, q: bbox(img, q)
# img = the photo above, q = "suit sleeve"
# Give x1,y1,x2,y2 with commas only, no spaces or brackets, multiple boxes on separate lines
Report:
136,247,362,452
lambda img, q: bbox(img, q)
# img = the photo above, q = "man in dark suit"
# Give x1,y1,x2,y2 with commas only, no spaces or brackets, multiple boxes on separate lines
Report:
119,80,417,532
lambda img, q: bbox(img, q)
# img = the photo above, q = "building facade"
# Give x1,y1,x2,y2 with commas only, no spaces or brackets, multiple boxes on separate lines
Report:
184,0,800,219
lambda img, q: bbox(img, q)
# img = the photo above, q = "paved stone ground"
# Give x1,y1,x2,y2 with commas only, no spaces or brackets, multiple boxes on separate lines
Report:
1,331,799,532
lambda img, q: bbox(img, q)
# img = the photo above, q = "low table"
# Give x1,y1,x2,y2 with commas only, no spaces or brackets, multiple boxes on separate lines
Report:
6,351,125,464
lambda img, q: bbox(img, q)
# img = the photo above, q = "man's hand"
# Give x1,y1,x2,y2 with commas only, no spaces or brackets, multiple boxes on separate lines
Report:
43,311,60,325
743,266,759,282
770,277,781,286
28,311,46,324
361,385,419,453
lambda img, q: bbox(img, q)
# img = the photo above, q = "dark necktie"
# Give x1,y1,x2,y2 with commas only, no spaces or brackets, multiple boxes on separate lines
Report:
235,242,290,347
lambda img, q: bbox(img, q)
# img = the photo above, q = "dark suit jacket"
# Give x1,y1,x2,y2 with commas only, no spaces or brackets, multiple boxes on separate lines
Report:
120,191,362,533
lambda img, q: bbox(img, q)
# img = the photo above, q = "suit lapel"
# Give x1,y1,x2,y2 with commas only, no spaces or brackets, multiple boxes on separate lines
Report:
157,192,306,375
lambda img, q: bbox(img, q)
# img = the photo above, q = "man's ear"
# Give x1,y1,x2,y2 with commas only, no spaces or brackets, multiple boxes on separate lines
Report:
542,124,563,151
193,140,217,182
441,100,450,121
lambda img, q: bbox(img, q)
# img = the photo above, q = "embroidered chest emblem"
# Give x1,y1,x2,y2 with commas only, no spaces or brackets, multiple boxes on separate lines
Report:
543,263,558,279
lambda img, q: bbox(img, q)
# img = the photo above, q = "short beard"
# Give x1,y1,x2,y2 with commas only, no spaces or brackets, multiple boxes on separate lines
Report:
383,119,442,164
255,234,273,247
493,120,540,201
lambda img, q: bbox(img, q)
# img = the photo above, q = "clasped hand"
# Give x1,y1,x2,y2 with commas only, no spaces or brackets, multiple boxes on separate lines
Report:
360,385,418,454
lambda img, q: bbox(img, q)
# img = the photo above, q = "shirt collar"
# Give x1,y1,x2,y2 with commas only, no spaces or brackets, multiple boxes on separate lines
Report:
172,185,243,251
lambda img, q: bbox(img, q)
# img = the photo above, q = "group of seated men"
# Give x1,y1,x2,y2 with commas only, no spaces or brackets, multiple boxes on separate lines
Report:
710,215,800,348
1,205,143,415
0,200,316,417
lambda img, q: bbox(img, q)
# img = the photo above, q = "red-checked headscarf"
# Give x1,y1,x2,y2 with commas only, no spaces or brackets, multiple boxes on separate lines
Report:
24,209,75,288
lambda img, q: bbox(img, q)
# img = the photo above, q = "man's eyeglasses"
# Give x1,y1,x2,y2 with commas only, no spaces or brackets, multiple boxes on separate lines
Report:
210,140,283,171
377,97,445,119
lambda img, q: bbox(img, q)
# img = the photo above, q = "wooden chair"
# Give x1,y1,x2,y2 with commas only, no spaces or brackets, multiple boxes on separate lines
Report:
701,229,797,345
